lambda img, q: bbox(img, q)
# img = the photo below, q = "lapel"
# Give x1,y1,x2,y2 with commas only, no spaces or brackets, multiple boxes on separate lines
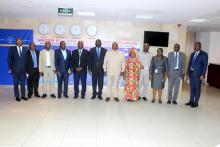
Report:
16,46,23,58
99,47,103,59
94,47,98,59
60,49,66,61
80,49,84,59
195,51,202,63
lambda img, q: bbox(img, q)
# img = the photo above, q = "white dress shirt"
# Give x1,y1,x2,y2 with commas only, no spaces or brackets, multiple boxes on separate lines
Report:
17,46,23,56
61,49,67,60
138,51,153,72
45,50,51,66
174,52,179,69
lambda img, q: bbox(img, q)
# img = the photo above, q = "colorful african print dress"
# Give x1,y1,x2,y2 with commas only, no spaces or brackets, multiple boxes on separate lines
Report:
124,57,141,101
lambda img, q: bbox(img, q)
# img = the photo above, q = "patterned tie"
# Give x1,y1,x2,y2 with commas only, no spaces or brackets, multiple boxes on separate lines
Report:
191,52,198,70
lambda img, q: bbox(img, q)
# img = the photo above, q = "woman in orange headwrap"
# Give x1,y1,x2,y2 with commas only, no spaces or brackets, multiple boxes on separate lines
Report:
124,47,141,101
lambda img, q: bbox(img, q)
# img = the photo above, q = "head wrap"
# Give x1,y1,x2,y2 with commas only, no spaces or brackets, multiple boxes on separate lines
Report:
129,47,137,55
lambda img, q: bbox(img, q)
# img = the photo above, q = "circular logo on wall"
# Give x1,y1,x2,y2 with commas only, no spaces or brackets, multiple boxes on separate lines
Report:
7,37,15,44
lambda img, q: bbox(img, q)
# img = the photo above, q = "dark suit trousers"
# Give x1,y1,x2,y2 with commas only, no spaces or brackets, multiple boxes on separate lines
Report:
189,70,201,105
27,68,40,96
92,71,104,96
74,71,87,96
13,73,26,98
57,72,69,96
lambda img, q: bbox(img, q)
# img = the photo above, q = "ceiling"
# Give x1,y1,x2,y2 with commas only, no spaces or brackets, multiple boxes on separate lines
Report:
1,0,220,31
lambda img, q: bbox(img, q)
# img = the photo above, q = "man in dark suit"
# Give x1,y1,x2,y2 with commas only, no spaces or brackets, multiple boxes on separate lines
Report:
55,41,72,98
7,38,28,101
72,41,90,99
89,39,107,100
185,42,208,108
27,42,40,98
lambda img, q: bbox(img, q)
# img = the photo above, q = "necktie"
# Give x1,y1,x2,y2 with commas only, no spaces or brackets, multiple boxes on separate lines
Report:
32,51,37,68
175,52,178,69
191,52,198,70
19,47,22,56
97,48,100,58
79,49,82,65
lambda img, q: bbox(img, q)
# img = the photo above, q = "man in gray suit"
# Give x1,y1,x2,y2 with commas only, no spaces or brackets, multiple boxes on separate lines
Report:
167,43,186,104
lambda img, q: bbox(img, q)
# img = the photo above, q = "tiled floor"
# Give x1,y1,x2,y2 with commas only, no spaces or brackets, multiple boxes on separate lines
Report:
0,84,220,147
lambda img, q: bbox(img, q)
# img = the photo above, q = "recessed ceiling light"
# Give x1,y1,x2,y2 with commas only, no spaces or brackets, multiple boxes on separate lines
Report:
135,14,153,19
189,18,208,23
76,11,95,16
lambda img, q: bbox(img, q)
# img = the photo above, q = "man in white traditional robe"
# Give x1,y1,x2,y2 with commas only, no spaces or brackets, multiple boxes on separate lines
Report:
103,42,125,102
138,43,153,101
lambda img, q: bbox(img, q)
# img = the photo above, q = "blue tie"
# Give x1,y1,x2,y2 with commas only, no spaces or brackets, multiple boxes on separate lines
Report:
32,51,37,68
97,47,100,58
191,52,198,70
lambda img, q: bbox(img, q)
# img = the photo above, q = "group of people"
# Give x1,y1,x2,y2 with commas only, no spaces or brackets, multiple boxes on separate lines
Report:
7,38,208,108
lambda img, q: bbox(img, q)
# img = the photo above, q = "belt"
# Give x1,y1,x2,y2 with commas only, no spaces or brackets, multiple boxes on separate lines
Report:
173,69,179,70
45,66,51,68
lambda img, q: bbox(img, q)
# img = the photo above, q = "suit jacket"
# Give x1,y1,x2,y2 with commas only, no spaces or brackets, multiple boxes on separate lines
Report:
89,47,107,74
168,52,186,78
72,48,90,73
7,46,28,74
39,49,56,73
55,49,72,74
27,50,40,75
187,50,208,78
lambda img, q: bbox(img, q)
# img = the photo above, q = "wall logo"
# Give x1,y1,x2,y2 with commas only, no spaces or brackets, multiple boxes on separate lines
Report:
7,37,14,44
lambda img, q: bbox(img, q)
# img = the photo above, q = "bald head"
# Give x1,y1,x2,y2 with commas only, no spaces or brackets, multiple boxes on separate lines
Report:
112,42,118,51
16,38,23,47
45,41,51,50
174,43,180,52
95,39,102,48
143,43,149,52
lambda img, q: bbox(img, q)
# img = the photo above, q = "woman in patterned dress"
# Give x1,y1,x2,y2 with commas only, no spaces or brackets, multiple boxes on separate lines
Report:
124,48,141,101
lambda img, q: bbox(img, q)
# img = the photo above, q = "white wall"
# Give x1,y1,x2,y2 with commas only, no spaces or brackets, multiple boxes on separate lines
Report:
195,32,220,64
0,17,187,56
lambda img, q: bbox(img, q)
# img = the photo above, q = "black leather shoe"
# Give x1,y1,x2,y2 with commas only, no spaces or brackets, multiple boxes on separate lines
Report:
42,94,47,98
21,97,28,101
114,97,119,102
91,95,96,99
64,95,69,98
167,100,171,104
158,99,162,104
105,97,110,102
138,97,141,100
172,101,178,105
16,97,21,102
151,99,155,103
81,95,85,99
58,95,61,98
143,97,147,101
185,102,193,106
74,95,78,99
50,94,56,98
35,94,41,98
98,95,103,100
28,95,32,99
191,104,198,108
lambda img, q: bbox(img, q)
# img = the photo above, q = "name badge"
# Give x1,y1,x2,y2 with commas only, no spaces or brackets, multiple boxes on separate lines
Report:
155,69,158,73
